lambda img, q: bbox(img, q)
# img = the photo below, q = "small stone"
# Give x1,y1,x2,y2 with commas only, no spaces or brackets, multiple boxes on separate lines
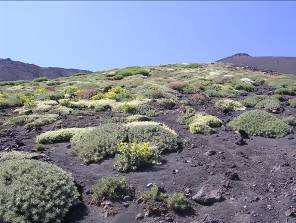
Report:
285,207,296,217
136,213,144,220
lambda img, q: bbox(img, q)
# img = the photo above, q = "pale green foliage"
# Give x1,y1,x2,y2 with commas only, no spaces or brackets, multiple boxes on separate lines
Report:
8,114,59,129
189,113,223,134
288,98,296,108
125,121,180,154
114,142,158,172
215,99,245,112
228,110,289,138
36,127,90,144
71,123,127,163
91,176,131,202
0,151,41,161
0,159,78,223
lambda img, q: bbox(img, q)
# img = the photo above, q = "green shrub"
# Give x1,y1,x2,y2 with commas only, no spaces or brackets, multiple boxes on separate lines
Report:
49,92,65,100
241,95,266,107
125,121,180,154
113,66,150,80
0,95,22,108
228,110,289,138
189,113,223,134
215,99,245,113
288,98,296,108
91,176,131,202
175,63,200,69
234,80,254,92
204,84,238,97
36,127,89,144
32,77,48,82
104,86,130,101
71,124,127,163
167,192,190,213
274,86,296,96
141,184,166,203
114,142,158,172
0,159,78,223
255,97,282,113
9,114,59,130
0,151,41,161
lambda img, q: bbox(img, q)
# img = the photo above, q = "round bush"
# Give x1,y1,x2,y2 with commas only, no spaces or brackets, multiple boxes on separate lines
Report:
125,121,180,153
0,159,79,223
228,110,289,138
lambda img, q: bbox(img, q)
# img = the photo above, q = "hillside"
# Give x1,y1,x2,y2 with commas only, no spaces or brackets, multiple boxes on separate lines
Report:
218,53,296,74
0,63,295,223
0,58,91,81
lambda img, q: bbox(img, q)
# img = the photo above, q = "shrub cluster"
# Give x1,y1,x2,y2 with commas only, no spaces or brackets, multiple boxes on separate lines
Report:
71,121,180,163
0,158,78,223
234,80,255,92
228,110,289,138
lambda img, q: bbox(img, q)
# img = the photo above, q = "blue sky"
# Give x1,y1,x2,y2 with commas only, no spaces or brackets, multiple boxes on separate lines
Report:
0,1,295,71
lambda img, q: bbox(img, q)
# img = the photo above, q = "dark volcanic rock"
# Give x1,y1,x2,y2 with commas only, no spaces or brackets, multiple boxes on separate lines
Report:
0,58,91,81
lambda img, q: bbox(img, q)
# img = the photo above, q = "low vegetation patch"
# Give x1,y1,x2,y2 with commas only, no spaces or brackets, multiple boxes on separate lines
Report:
0,158,78,223
113,66,150,80
289,98,296,108
188,113,223,134
228,110,289,138
215,99,245,113
114,142,159,172
91,176,133,202
140,185,190,214
36,127,89,144
8,113,60,130
71,123,127,163
125,121,180,154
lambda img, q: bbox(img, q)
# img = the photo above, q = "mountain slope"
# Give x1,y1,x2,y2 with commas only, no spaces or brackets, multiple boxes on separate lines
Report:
0,58,91,81
217,53,296,74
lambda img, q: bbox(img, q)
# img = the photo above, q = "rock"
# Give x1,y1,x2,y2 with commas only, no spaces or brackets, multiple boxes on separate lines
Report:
285,207,296,217
205,150,217,156
192,185,224,206
225,171,240,181
136,213,144,220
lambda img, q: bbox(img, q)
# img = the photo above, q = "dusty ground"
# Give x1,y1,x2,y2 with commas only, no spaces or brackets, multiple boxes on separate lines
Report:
0,94,295,223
